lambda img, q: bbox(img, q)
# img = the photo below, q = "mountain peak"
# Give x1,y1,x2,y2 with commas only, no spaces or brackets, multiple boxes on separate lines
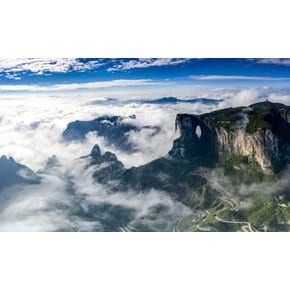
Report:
91,144,102,160
170,101,290,172
0,155,39,192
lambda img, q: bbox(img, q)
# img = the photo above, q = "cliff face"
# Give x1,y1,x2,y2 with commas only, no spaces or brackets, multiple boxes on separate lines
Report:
0,156,39,192
169,114,218,167
63,115,160,153
215,127,279,169
169,102,290,172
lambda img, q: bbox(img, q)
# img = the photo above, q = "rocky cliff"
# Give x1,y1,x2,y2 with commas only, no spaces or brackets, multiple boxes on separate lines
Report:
85,101,290,231
0,156,39,192
63,115,160,153
169,101,290,172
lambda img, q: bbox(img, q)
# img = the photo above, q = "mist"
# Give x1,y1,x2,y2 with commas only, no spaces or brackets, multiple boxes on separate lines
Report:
0,87,290,231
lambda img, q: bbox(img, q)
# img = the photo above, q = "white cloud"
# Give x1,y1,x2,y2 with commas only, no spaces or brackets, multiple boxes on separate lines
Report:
0,58,103,78
190,75,290,81
0,79,156,92
0,157,193,231
107,58,190,71
0,87,290,231
268,93,290,105
217,88,262,108
1,86,285,172
257,58,290,66
0,58,191,77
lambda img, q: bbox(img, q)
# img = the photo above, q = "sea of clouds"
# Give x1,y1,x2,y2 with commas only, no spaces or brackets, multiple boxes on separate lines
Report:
0,86,290,231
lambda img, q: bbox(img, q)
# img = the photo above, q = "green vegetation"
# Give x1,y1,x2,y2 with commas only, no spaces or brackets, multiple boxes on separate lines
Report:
174,101,290,232
219,154,248,169
178,173,290,231
201,101,290,134
218,208,245,221
124,157,207,197
218,153,275,185
240,195,290,231
199,204,240,232
246,115,270,134
245,101,290,134
192,185,217,209
202,107,245,132
190,194,290,232
246,102,273,134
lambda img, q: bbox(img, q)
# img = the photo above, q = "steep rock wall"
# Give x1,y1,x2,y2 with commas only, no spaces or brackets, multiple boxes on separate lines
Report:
169,102,290,172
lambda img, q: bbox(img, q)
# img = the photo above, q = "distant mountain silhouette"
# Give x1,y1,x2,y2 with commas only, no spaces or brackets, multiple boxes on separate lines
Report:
0,156,39,192
63,115,160,152
141,97,222,105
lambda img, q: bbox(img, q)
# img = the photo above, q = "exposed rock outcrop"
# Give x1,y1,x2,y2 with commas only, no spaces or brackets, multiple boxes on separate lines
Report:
63,115,160,153
87,145,125,184
215,127,279,170
0,156,39,192
169,102,290,172
88,101,290,201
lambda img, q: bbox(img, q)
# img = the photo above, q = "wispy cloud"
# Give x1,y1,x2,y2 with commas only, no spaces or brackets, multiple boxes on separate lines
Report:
256,58,290,66
1,87,290,231
107,58,190,71
0,58,103,79
190,75,290,81
0,79,156,92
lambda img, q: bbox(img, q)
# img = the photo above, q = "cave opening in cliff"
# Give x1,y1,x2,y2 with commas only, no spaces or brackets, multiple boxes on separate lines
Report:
195,125,202,138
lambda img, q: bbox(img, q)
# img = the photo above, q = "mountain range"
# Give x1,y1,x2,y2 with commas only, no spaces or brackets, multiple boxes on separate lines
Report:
83,101,290,231
1,101,290,231
140,97,222,105
63,115,160,153
0,156,39,192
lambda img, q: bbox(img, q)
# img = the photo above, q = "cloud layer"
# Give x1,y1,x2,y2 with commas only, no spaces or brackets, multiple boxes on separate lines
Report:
0,58,103,79
0,79,157,92
1,87,290,231
107,58,190,71
257,58,290,66
190,75,290,81
0,58,191,79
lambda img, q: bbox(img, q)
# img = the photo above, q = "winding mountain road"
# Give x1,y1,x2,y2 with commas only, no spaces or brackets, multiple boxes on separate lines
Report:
215,216,254,232
197,169,255,232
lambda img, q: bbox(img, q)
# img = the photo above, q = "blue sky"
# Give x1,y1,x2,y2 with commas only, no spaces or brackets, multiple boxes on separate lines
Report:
0,58,290,94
